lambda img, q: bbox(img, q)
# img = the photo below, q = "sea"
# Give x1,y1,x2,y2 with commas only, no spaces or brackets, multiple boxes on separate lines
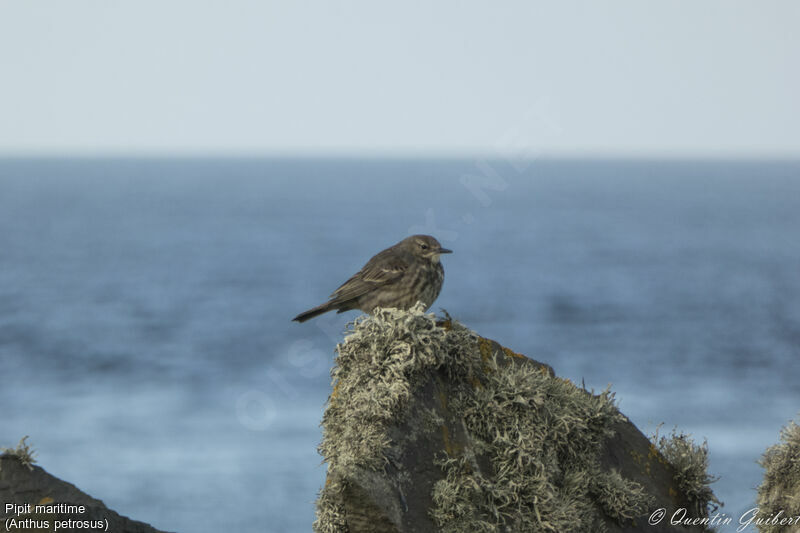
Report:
1,157,798,532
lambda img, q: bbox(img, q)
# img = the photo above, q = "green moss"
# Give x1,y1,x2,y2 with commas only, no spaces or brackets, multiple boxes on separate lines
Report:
757,417,800,533
1,436,37,471
651,427,720,518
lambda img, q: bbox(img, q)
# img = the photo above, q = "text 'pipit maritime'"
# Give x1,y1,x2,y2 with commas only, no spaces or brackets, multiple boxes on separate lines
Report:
292,235,451,323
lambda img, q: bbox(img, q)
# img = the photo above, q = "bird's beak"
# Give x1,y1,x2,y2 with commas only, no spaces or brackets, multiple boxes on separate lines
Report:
438,247,453,254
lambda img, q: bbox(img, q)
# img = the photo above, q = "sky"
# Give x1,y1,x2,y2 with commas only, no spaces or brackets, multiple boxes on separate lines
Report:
0,1,798,158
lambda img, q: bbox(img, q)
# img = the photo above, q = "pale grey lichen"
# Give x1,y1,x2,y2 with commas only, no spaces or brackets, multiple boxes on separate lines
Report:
0,435,37,471
756,417,800,533
316,304,463,475
591,468,653,522
652,427,720,519
314,305,654,532
432,353,651,533
314,304,459,532
314,478,350,533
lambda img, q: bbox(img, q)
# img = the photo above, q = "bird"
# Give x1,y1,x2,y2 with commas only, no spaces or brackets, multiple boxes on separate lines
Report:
292,235,452,323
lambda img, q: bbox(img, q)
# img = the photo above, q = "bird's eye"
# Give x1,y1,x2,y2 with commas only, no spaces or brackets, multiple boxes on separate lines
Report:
420,243,428,249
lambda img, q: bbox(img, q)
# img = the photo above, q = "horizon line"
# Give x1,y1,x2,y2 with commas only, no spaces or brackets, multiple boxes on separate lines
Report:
1,150,799,163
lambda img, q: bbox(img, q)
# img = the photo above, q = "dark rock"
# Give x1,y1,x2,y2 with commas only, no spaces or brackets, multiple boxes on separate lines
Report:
314,306,718,532
0,453,170,533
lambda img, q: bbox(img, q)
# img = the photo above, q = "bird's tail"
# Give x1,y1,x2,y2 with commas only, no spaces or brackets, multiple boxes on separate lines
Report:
292,301,336,323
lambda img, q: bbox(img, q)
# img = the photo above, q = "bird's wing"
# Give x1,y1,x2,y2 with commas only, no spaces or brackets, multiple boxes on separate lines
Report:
329,252,408,302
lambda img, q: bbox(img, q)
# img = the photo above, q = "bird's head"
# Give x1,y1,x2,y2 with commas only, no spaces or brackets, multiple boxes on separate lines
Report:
406,235,452,262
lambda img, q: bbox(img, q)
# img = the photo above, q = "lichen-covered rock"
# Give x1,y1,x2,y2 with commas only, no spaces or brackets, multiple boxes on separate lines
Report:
314,305,719,533
756,417,800,533
651,428,721,520
0,447,169,533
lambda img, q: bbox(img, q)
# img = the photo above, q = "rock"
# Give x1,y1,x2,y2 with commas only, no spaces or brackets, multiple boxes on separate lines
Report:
314,306,719,532
0,448,170,533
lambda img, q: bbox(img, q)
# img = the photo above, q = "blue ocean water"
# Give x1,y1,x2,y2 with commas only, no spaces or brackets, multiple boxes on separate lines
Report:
1,158,798,532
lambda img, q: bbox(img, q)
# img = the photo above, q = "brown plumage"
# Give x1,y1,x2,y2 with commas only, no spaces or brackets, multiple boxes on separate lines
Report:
292,235,452,323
